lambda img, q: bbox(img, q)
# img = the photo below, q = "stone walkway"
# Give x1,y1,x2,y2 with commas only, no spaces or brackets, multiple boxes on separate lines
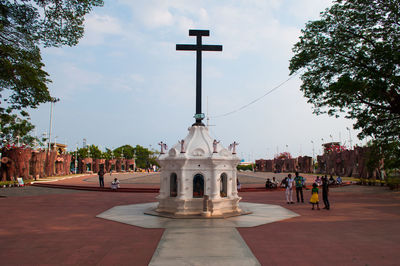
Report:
150,227,257,266
0,183,399,265
97,202,299,266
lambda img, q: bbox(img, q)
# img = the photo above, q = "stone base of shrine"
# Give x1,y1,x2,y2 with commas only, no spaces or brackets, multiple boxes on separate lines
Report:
147,197,251,218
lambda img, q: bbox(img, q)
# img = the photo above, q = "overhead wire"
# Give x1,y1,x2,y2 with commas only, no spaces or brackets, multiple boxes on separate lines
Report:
211,70,301,118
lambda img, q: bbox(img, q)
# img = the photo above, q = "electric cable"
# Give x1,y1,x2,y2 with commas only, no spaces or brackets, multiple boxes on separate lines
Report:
211,71,301,118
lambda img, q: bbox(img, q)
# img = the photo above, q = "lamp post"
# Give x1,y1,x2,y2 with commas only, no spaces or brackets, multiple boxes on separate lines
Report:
47,97,59,154
121,147,125,171
87,145,92,172
133,151,137,172
346,127,352,150
75,143,78,174
311,140,315,159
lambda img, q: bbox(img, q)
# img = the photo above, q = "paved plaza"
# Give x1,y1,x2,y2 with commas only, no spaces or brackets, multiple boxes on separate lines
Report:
0,173,400,265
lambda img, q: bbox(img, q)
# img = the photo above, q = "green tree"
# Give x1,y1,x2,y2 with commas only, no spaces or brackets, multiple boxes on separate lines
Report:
114,145,135,159
0,0,103,144
366,141,400,177
88,144,102,159
103,148,114,160
77,144,102,159
289,0,400,144
134,145,158,169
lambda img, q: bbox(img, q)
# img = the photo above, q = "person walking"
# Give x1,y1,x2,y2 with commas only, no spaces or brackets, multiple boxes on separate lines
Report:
322,176,330,210
294,171,305,203
98,168,105,188
285,174,295,204
309,183,320,210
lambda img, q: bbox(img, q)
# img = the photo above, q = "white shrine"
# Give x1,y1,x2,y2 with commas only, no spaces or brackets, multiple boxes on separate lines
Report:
150,29,247,217
155,125,242,217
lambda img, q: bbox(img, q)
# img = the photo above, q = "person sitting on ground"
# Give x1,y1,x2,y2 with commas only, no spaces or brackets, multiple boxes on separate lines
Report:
271,177,278,189
337,176,342,185
265,178,272,189
329,175,336,185
111,177,120,190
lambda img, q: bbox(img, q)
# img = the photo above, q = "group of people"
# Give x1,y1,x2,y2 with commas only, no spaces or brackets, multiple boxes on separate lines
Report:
314,175,342,186
265,177,278,189
98,168,120,190
280,172,330,210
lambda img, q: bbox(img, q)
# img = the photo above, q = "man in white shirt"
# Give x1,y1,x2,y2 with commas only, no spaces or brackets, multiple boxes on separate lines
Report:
285,174,295,204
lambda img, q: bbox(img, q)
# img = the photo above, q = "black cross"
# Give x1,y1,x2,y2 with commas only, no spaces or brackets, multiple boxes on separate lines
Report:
176,29,222,126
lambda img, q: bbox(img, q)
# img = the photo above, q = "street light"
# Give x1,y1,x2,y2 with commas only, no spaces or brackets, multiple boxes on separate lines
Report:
346,127,352,150
75,143,78,174
311,140,315,159
47,97,59,154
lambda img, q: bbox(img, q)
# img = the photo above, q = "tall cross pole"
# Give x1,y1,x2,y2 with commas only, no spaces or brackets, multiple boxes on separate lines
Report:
176,29,222,126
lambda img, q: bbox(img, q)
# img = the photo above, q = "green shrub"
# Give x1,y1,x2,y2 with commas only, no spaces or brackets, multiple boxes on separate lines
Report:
0,181,18,187
386,177,400,190
237,164,254,171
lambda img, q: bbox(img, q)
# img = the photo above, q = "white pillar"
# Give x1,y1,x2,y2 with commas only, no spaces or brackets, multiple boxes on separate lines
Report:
231,169,238,198
210,171,220,200
177,171,186,199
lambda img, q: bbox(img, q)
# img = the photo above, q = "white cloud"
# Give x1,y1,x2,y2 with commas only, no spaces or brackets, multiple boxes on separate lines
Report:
81,14,124,45
114,0,314,60
286,0,333,20
37,0,358,159
46,63,102,99
130,74,145,83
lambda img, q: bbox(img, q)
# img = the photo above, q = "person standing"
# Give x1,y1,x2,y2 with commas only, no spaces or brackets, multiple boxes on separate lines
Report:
294,172,305,203
98,168,105,188
309,183,320,210
322,176,330,210
285,174,295,204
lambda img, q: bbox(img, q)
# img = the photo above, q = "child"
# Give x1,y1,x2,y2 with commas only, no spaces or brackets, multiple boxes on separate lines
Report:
310,183,320,210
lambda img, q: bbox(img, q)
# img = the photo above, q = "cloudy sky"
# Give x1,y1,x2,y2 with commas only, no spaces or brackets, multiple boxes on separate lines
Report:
30,0,364,161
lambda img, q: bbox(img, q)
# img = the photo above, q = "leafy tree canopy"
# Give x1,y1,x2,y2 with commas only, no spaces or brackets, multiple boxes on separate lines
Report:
134,145,158,169
114,145,135,159
289,0,400,145
0,0,103,145
76,144,102,159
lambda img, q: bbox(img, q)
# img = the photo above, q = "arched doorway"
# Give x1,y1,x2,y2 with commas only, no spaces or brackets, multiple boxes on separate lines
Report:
193,174,204,198
220,173,227,197
170,173,177,197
